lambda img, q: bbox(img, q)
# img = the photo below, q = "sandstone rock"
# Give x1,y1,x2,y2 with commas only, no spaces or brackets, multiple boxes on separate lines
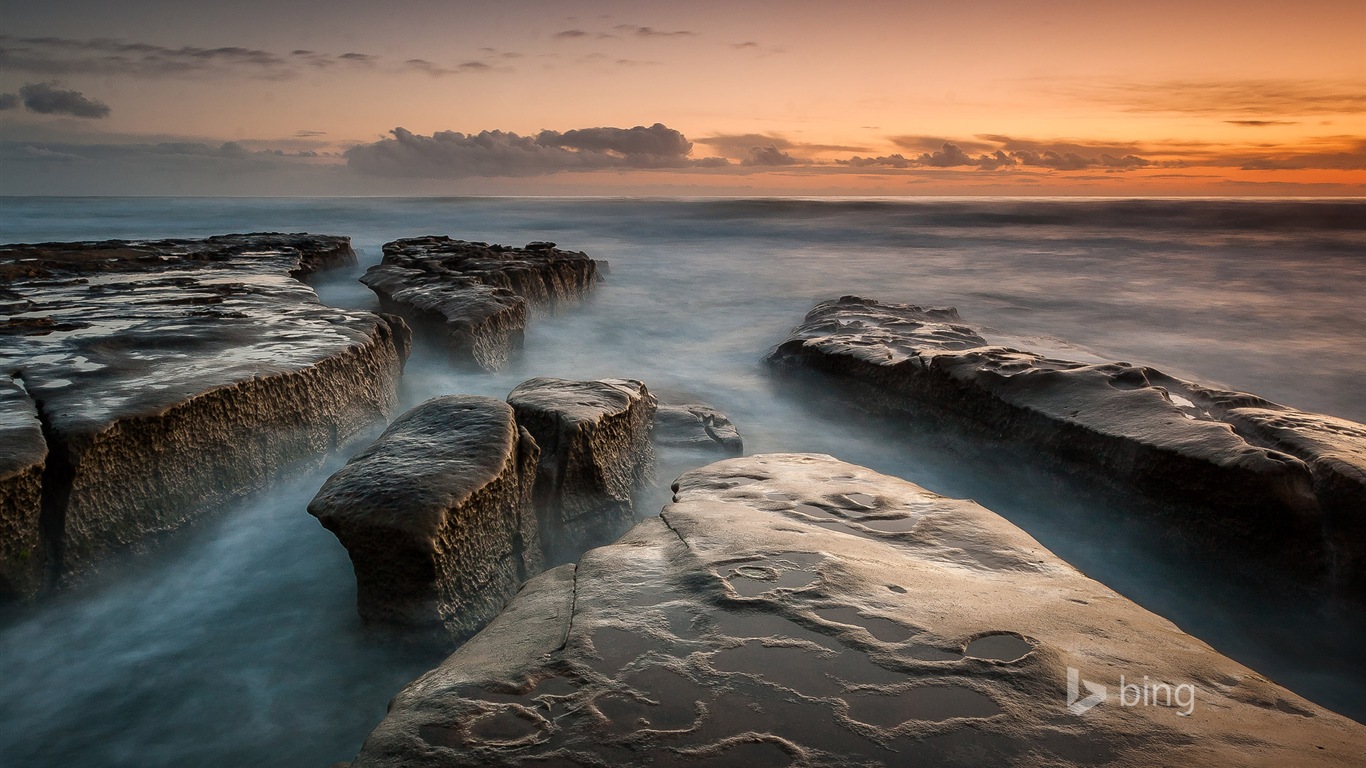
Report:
308,396,541,639
654,403,743,455
507,378,655,561
0,377,46,599
362,237,598,372
767,295,1366,590
0,234,407,589
349,454,1366,767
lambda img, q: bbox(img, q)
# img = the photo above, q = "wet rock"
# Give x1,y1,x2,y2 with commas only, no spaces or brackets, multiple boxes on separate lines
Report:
350,454,1366,767
654,403,743,455
507,377,655,560
0,234,406,589
767,296,1366,590
309,396,541,638
362,237,598,371
0,378,46,599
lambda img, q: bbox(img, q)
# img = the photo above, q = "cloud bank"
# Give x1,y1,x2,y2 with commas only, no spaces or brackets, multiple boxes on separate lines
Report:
345,123,725,178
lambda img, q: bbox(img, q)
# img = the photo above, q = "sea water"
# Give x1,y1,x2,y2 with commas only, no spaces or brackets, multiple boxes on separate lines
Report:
1,197,1363,766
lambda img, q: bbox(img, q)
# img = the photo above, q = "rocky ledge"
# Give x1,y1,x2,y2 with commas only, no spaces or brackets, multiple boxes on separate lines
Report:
653,402,744,456
349,454,1366,767
0,377,46,599
508,377,657,562
766,296,1366,591
0,233,408,594
362,237,599,371
309,396,541,639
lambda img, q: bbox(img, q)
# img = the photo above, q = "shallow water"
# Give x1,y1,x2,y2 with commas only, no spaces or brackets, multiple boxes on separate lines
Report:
1,197,1364,765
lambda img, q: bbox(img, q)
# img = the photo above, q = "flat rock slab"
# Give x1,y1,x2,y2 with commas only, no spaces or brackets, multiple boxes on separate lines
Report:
309,396,540,639
0,377,46,598
654,403,744,456
508,378,656,562
0,233,406,590
351,454,1366,767
767,295,1366,591
363,237,598,371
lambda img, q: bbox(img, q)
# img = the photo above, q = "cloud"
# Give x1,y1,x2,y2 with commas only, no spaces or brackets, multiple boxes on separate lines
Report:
345,123,713,178
695,133,869,159
18,82,110,118
1225,120,1299,127
1070,79,1366,117
553,30,590,39
889,135,997,154
741,146,799,166
537,123,692,158
405,56,505,76
295,130,327,138
0,35,381,79
0,93,17,110
615,25,694,38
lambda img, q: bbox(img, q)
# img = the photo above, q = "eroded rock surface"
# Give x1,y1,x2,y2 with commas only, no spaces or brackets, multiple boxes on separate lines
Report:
363,237,598,371
767,296,1366,590
654,403,744,456
351,454,1366,767
309,396,540,638
508,377,656,561
0,233,406,589
0,377,46,598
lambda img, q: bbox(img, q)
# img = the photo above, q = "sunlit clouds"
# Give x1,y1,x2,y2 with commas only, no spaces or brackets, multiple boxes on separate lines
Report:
0,0,1362,195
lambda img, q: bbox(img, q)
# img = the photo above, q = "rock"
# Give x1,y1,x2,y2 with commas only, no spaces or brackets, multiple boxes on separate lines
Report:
0,377,46,599
507,377,656,561
308,396,541,638
766,295,1366,590
362,237,598,371
348,454,1366,767
654,403,744,455
0,234,407,589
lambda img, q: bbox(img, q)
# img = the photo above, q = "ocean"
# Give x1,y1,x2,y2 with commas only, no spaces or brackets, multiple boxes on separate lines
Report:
1,196,1363,766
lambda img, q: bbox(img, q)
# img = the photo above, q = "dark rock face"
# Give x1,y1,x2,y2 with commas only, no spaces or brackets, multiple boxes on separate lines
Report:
350,454,1366,767
362,237,598,372
767,296,1366,590
654,403,743,455
507,377,656,560
308,396,541,638
0,378,46,599
0,234,406,590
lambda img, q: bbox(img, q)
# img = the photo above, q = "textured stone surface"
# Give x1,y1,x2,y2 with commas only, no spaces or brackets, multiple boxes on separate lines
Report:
0,233,406,588
309,396,541,639
508,377,656,561
767,295,1366,590
351,454,1366,767
0,377,46,599
362,237,598,371
654,403,743,455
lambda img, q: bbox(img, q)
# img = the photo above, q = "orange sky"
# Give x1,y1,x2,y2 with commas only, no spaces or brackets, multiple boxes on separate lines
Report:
0,0,1362,194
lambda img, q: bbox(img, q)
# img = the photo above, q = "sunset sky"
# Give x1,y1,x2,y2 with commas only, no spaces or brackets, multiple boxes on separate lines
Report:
1,0,1362,195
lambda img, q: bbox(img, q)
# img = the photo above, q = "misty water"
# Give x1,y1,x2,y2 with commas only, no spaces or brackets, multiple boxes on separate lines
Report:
1,197,1363,766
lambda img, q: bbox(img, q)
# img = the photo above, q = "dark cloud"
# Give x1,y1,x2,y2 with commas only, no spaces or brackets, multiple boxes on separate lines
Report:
1073,79,1366,116
1225,120,1298,127
0,35,378,79
615,25,695,38
18,82,110,118
0,93,17,110
345,123,711,178
741,146,800,166
295,130,326,138
843,140,1147,172
405,58,500,76
538,123,692,157
553,30,589,39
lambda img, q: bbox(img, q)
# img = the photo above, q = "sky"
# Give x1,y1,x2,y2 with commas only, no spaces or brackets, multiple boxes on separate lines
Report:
1,0,1363,195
